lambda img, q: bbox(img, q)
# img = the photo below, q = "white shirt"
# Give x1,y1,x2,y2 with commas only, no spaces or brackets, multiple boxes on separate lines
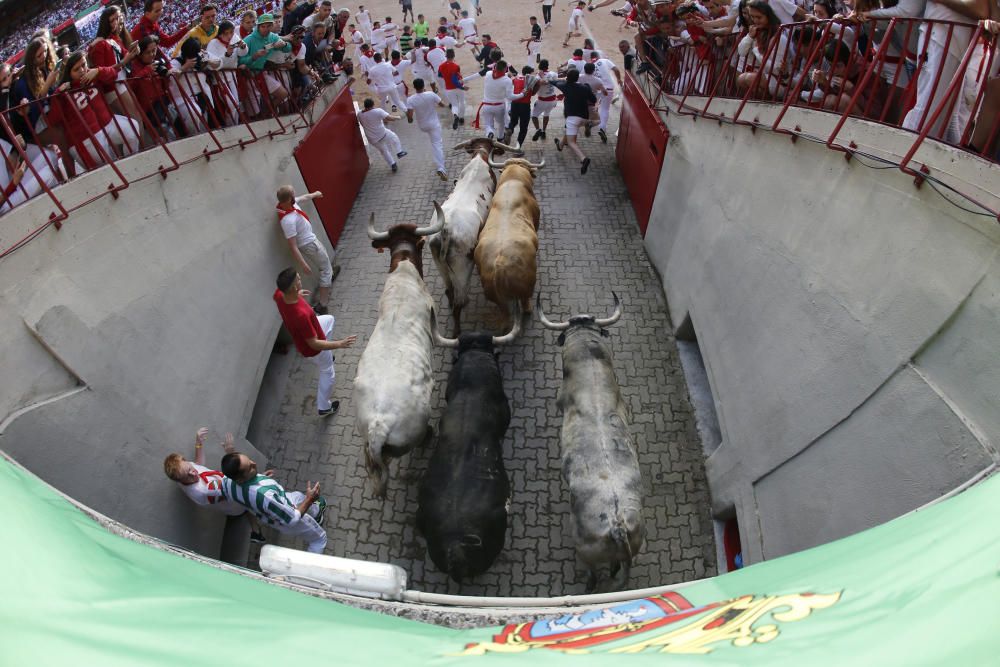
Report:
426,46,447,74
383,22,398,37
406,91,442,129
206,37,248,69
391,59,411,84
350,30,365,47
368,61,397,88
483,72,517,103
371,27,386,45
359,52,377,73
536,70,559,98
279,202,319,246
593,57,618,90
768,0,799,24
358,107,392,141
356,9,372,25
411,47,431,74
437,35,459,49
179,464,246,516
565,57,587,72
457,17,477,38
569,7,584,27
578,72,608,97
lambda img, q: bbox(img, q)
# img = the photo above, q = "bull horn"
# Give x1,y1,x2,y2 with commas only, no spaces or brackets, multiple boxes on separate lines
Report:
486,149,506,170
490,138,524,154
453,140,473,151
526,157,545,169
430,308,459,348
536,295,570,331
416,201,447,236
367,213,390,241
492,309,522,346
594,292,623,328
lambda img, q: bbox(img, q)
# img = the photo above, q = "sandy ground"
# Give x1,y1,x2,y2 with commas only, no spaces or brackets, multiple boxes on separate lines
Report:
348,0,633,108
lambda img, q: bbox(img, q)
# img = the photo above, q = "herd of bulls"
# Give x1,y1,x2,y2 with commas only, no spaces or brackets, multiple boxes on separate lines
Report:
351,138,645,592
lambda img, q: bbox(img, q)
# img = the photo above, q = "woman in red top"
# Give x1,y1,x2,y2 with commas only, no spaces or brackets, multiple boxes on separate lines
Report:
51,51,142,169
88,5,144,123
128,35,177,140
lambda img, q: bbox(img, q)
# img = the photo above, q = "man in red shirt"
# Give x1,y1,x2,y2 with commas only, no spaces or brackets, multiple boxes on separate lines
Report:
437,49,468,129
131,0,193,55
273,268,358,416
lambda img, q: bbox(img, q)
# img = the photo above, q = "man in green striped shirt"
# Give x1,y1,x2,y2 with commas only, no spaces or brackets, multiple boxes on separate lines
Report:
398,24,414,54
220,452,328,553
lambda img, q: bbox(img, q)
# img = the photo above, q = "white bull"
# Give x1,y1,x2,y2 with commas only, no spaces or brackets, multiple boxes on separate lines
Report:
354,209,444,498
538,293,646,592
428,137,521,336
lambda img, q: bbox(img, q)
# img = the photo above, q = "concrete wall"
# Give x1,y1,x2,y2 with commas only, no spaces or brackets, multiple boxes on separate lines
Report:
0,113,336,557
644,104,1000,563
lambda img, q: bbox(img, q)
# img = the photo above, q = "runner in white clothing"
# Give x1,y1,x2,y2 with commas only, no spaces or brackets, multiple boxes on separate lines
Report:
390,51,412,102
371,21,387,56
563,1,586,47
456,11,480,54
356,5,373,40
348,23,365,62
425,40,448,75
435,28,460,51
368,52,408,111
406,78,449,180
531,60,559,141
579,63,609,141
475,59,519,138
521,15,543,67
358,97,407,172
382,17,400,52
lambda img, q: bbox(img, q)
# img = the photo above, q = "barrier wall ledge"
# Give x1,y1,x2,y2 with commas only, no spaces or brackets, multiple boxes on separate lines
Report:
643,93,1000,564
0,95,334,558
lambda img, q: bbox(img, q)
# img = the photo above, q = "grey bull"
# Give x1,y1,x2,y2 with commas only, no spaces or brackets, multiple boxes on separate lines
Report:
538,292,645,592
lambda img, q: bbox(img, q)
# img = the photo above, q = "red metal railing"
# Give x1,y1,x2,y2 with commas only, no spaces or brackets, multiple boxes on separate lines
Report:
0,67,320,258
638,17,1000,216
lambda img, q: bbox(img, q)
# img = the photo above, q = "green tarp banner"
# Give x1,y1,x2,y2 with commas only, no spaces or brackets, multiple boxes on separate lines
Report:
2,456,998,664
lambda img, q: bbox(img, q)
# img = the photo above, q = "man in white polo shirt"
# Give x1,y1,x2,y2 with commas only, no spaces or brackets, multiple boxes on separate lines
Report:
475,59,519,139
406,77,448,181
358,97,407,172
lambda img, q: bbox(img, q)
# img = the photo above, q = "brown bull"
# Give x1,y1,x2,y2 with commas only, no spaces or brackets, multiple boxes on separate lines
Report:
474,156,545,319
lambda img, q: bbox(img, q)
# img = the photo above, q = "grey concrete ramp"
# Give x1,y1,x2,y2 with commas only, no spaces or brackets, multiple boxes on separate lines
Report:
254,107,717,596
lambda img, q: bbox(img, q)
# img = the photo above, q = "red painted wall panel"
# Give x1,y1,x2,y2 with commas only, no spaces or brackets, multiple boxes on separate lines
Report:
293,86,370,246
616,73,668,236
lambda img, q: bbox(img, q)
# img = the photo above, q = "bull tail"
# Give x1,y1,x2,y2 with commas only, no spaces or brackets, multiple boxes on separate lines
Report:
364,421,390,499
611,522,634,590
446,542,468,585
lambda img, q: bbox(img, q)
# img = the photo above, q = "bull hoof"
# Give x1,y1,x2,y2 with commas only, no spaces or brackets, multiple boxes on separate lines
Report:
584,571,599,594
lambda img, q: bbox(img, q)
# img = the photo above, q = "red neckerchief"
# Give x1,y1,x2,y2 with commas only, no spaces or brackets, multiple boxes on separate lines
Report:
363,48,374,58
276,204,308,221
491,68,506,79
572,56,584,63
391,58,402,66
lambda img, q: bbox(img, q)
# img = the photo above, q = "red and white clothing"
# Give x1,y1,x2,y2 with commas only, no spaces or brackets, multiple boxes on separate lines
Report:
410,46,433,82
87,36,129,102
278,201,334,288
382,21,399,51
0,138,58,213
371,26,387,53
457,17,478,45
476,70,518,135
438,59,469,118
369,60,408,110
568,6,584,32
357,107,404,166
436,34,459,50
273,292,338,412
50,67,140,169
178,464,247,516
356,9,373,39
425,46,447,75
349,28,365,61
407,90,445,172
207,36,250,123
532,70,560,118
566,55,588,73
358,49,377,76
391,57,412,100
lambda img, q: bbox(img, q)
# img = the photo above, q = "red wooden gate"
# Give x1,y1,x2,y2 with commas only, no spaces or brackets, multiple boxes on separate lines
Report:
293,86,370,246
616,73,669,236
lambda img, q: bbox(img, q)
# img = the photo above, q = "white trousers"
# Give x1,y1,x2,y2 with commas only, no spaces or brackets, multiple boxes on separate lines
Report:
281,491,328,553
597,92,613,130
532,99,557,118
446,88,467,117
526,40,542,66
1,145,59,212
370,128,403,166
481,103,506,137
420,124,446,172
314,314,336,412
903,27,972,141
376,84,407,111
73,115,141,167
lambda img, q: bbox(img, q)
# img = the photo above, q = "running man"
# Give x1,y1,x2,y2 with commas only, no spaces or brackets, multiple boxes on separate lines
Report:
552,68,596,173
531,59,559,141
367,51,407,111
521,15,543,67
356,4,373,40
563,1,586,47
400,0,415,23
382,16,399,53
475,58,518,138
539,0,555,29
406,78,448,181
504,65,539,147
578,61,608,140
437,48,470,129
456,10,480,55
276,186,338,312
358,97,407,172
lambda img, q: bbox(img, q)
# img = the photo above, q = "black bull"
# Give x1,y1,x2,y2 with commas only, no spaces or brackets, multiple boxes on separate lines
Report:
417,333,512,583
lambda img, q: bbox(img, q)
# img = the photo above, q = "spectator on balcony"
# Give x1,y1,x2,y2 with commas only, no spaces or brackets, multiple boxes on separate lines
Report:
0,133,59,213
276,25,320,105
804,40,865,109
849,0,920,122
304,22,336,79
89,6,144,126
132,0,194,58
169,37,221,133
967,17,1000,158
282,0,318,36
207,21,249,125
303,0,336,33
128,35,177,139
11,38,61,144
240,13,292,108
239,9,258,39
171,4,220,57
50,50,142,169
736,0,791,96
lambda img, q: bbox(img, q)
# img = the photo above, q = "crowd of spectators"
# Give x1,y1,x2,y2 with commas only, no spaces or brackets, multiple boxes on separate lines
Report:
625,0,1000,158
0,0,350,213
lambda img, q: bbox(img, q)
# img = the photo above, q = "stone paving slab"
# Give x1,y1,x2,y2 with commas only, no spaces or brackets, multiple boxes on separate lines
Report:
254,0,716,596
